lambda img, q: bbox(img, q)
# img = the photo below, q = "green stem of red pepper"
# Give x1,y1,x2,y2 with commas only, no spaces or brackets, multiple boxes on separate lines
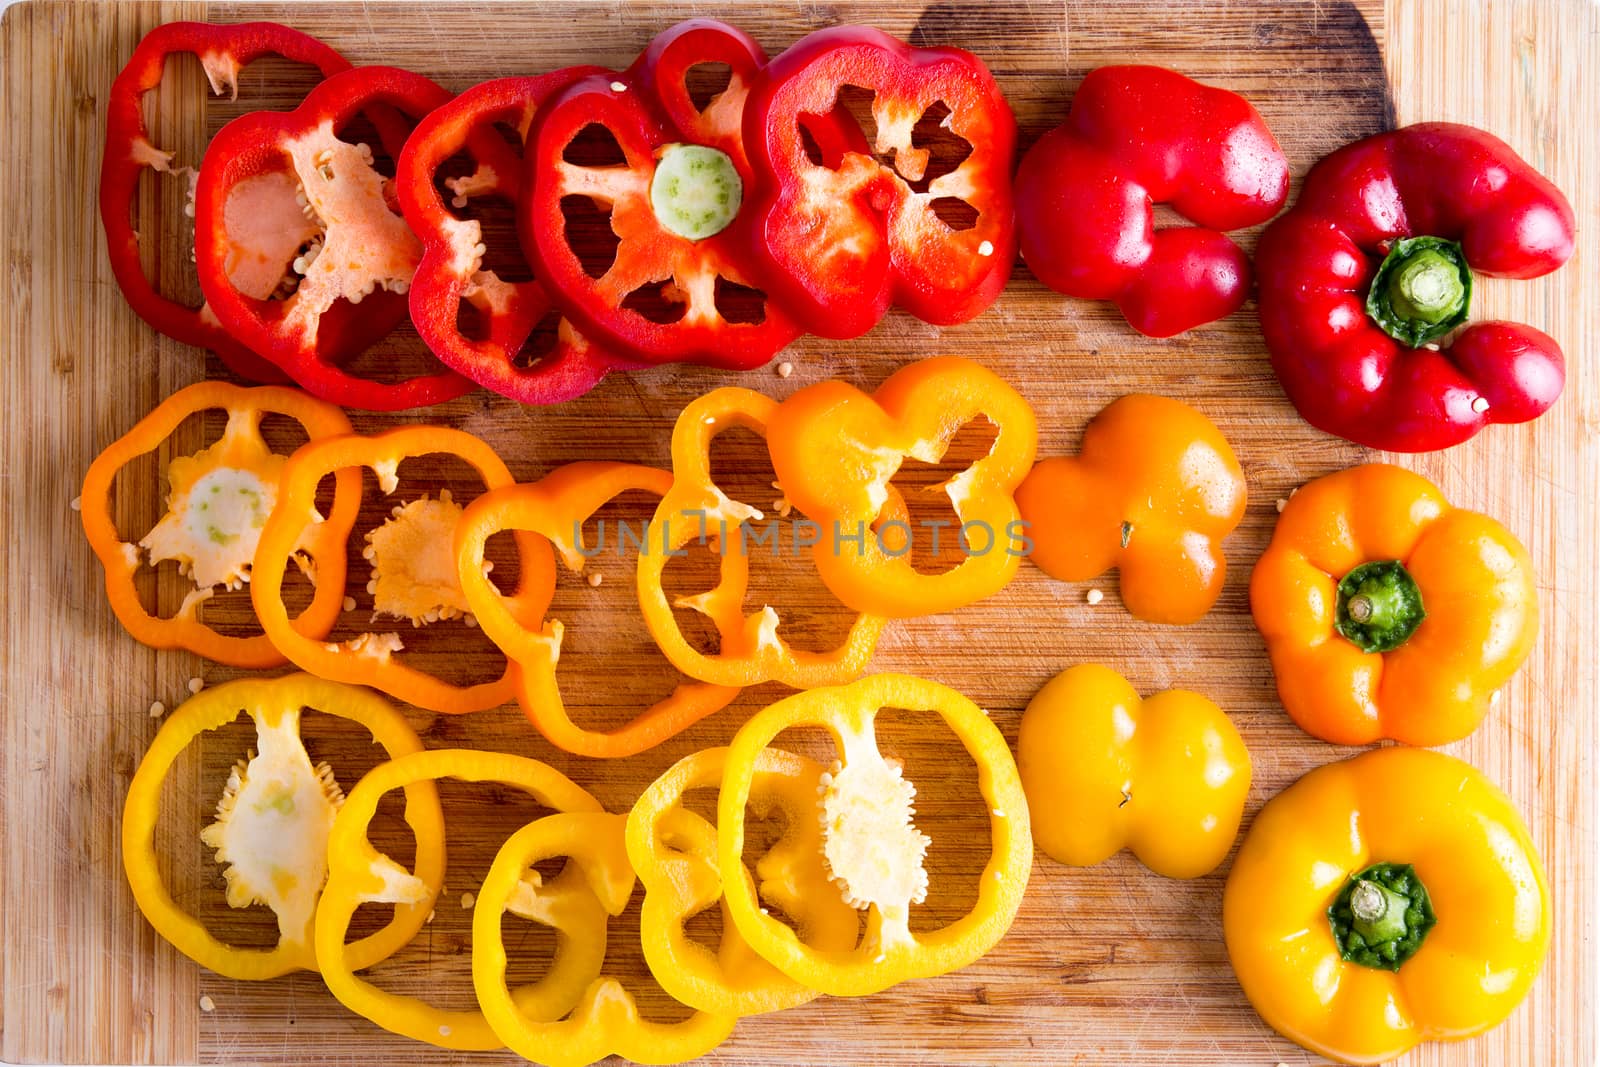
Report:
1327,862,1435,971
1365,236,1473,347
1335,560,1426,653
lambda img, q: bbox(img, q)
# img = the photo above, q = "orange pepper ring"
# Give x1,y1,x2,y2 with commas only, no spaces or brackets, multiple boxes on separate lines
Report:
252,425,552,714
456,461,743,758
80,381,360,668
121,673,443,980
637,387,890,690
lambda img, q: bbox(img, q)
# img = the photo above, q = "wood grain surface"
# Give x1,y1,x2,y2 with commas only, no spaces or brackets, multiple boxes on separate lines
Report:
1,0,1594,1064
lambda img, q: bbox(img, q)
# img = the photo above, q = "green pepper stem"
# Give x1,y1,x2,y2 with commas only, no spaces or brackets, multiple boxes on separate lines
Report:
1335,560,1426,654
1349,879,1410,943
1327,862,1436,972
1364,236,1473,347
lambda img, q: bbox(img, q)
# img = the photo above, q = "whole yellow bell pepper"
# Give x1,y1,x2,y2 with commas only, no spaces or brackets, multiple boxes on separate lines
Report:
1250,463,1537,746
1016,663,1251,878
1224,746,1550,1065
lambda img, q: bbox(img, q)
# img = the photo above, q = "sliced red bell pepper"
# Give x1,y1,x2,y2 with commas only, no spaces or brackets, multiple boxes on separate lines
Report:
740,25,1017,339
396,71,650,404
1015,65,1290,338
100,21,354,383
520,21,803,369
193,65,476,411
1257,122,1575,451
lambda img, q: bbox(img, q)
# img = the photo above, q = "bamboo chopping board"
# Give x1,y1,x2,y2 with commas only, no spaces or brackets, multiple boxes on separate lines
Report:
1,0,1594,1064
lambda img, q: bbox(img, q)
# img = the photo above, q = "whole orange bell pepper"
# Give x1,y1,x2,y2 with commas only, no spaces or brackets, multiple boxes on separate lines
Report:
1250,463,1537,746
1016,394,1245,624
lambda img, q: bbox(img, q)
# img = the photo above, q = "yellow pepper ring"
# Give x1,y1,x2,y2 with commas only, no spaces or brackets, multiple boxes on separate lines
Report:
252,425,553,715
624,747,860,1017
121,674,442,981
454,461,744,758
636,387,891,690
473,811,736,1067
80,381,360,668
1224,746,1550,1065
716,673,1032,998
313,748,602,1051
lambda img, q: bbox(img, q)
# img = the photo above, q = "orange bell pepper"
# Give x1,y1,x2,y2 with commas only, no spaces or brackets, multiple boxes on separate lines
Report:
766,356,1038,617
455,461,745,757
1250,463,1537,746
80,382,360,667
252,426,552,714
1016,394,1246,624
637,387,893,689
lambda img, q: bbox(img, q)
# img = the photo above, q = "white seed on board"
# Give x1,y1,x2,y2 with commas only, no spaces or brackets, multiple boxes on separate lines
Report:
149,701,165,718
198,995,215,1013
1086,589,1104,606
187,677,204,694
777,361,794,378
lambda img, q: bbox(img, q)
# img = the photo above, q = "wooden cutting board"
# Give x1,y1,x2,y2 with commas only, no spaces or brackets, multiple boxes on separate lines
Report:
1,0,1594,1064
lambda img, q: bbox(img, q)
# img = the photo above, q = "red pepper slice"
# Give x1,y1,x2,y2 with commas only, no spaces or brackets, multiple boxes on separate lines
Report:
1257,123,1575,451
1014,66,1290,338
100,21,354,383
741,25,1017,339
194,66,476,411
520,21,803,369
396,71,649,404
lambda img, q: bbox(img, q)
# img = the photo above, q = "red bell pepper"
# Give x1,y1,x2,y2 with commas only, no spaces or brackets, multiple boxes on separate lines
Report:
395,71,647,404
193,65,475,411
100,21,354,383
519,20,802,369
1014,65,1289,338
740,25,1017,340
1257,122,1575,451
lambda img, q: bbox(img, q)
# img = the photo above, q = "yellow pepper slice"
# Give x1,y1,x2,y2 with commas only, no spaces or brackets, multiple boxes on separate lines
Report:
717,673,1031,997
625,747,860,1016
252,425,554,714
1224,746,1550,1064
314,748,603,1050
455,461,744,757
80,381,360,667
473,811,736,1066
1017,663,1251,878
638,387,891,689
122,673,442,979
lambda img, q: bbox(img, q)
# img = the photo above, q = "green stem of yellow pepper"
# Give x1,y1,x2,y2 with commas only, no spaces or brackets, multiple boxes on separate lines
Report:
1327,862,1436,971
1335,560,1426,653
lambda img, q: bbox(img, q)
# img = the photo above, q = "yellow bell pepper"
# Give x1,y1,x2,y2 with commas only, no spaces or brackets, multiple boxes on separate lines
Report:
1250,463,1537,746
1224,746,1550,1065
473,811,736,1066
638,386,891,688
122,674,443,979
314,748,603,1050
717,673,1032,997
624,747,860,1016
1016,663,1251,878
454,461,744,757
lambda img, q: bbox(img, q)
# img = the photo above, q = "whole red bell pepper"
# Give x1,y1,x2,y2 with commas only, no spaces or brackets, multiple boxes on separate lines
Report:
519,20,803,369
1014,66,1289,338
100,21,354,383
740,25,1017,340
193,66,476,411
1257,122,1574,451
395,71,649,404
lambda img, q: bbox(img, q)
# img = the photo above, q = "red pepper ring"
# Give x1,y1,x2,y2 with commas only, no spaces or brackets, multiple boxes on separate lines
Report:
455,462,745,758
522,63,803,369
395,72,645,405
100,21,353,383
194,66,476,411
1015,65,1291,338
1258,122,1575,452
741,25,1018,339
